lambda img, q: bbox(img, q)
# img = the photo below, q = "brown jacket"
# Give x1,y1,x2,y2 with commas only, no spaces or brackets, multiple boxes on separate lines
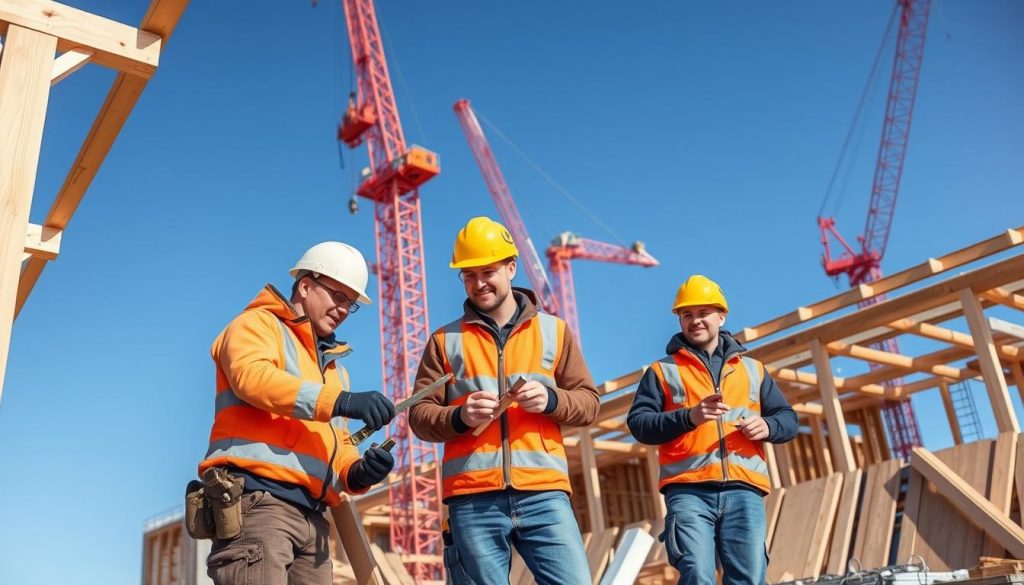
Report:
409,289,599,442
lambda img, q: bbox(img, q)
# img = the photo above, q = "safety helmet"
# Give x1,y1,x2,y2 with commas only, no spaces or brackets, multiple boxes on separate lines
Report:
290,241,372,304
672,275,728,314
450,216,519,269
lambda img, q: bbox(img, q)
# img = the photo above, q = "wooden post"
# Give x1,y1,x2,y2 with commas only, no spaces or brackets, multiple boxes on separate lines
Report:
808,414,834,476
579,429,606,534
645,447,667,537
0,25,57,401
959,288,1020,433
938,382,964,445
1010,361,1024,405
810,338,857,472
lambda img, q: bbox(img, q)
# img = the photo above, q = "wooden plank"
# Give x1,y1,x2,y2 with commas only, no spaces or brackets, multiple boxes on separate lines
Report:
851,459,903,568
827,339,977,381
0,25,57,403
888,317,1021,360
984,432,1018,558
938,382,964,445
22,223,61,261
747,253,1024,366
14,0,189,317
826,469,863,575
383,552,415,585
910,447,1024,559
768,473,843,582
579,430,606,534
50,47,92,85
598,527,655,585
764,487,785,550
1011,362,1024,406
810,339,856,472
809,414,834,476
737,227,1023,344
586,527,619,585
960,288,1020,433
369,544,403,585
0,0,161,77
509,550,530,585
1016,435,1024,530
330,496,385,585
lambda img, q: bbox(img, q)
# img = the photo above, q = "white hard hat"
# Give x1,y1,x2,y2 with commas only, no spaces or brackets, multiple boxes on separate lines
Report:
290,242,373,304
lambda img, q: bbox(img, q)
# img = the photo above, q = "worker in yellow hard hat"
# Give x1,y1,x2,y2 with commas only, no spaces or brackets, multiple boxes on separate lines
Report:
627,275,797,585
409,216,599,585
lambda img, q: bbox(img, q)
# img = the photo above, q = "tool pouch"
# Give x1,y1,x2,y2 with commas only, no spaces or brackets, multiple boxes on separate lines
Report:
184,479,216,540
201,467,246,540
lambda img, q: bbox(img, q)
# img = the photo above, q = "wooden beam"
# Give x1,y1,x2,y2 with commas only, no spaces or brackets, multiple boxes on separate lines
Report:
644,447,666,547
982,287,1024,311
747,253,1024,366
15,0,188,317
50,47,92,85
0,0,161,77
843,343,977,390
810,339,856,472
808,414,833,476
989,317,1024,341
23,223,61,261
578,430,606,534
960,288,1019,433
1011,361,1024,405
738,227,1023,344
909,447,1024,559
888,317,1021,361
0,25,57,402
597,368,645,395
937,382,963,445
826,340,977,381
768,365,894,398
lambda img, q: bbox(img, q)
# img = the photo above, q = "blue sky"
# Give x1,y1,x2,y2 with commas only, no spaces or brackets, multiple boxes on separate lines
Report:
1,1,1022,582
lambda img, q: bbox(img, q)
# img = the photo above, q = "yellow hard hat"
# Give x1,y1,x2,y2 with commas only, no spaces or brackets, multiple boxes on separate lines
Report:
672,275,728,314
450,216,519,269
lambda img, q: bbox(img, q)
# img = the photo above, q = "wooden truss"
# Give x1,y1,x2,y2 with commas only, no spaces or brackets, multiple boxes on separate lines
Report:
346,226,1024,582
0,0,188,400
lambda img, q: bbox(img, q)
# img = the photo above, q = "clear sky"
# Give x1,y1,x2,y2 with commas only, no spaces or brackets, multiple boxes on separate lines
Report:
1,1,1022,582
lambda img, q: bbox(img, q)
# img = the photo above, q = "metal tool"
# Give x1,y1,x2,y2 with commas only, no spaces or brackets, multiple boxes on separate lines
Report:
349,373,453,445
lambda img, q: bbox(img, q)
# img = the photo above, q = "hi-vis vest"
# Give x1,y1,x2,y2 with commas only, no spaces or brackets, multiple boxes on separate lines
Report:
652,349,771,494
438,312,571,498
199,287,359,507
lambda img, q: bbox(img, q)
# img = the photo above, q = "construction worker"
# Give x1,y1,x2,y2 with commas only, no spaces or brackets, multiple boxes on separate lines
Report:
198,242,397,584
627,275,798,585
409,217,600,585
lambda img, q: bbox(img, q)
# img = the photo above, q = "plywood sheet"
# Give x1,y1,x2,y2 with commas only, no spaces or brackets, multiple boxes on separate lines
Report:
851,458,903,568
826,469,863,575
768,473,843,582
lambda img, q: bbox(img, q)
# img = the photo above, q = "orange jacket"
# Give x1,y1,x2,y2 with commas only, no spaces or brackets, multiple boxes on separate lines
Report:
198,286,364,506
651,347,771,493
410,291,599,499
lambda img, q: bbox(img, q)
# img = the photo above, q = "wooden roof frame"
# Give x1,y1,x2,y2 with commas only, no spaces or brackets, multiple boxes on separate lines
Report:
0,0,188,400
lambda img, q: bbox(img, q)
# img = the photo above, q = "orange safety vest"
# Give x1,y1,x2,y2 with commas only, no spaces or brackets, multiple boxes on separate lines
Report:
651,349,771,494
198,286,361,507
437,312,571,498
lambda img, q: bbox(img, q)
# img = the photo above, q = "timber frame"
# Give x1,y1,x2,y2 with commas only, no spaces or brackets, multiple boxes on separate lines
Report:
0,0,189,401
351,226,1024,581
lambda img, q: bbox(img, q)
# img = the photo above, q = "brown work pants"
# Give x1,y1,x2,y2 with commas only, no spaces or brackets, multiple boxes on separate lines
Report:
206,490,332,585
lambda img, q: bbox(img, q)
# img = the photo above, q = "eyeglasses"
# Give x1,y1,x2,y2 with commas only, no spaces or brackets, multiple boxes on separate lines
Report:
311,277,360,313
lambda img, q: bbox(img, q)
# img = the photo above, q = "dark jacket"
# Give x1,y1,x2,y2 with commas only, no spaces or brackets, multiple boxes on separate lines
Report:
627,330,798,446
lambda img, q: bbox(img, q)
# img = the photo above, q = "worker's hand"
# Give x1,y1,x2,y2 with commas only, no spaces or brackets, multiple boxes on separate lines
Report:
735,415,769,441
687,393,729,426
509,380,550,413
335,391,396,431
347,446,395,491
460,391,499,427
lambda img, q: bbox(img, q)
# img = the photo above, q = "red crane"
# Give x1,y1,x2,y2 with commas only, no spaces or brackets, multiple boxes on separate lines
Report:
339,0,442,578
454,99,658,345
547,233,658,345
817,0,931,458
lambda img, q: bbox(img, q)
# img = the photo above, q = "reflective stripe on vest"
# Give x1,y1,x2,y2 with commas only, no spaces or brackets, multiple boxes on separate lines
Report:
205,437,345,495
660,449,769,480
740,356,761,403
658,356,686,404
442,450,569,477
276,320,323,420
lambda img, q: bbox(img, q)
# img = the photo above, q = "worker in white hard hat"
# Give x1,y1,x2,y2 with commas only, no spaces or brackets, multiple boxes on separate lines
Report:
627,275,798,585
195,241,396,585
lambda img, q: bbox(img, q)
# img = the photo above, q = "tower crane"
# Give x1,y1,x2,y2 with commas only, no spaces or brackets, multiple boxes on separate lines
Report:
817,0,931,458
454,99,657,345
338,0,442,578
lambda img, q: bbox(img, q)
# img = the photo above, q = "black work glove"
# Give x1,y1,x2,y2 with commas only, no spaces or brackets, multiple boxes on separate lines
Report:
334,391,396,430
347,446,395,491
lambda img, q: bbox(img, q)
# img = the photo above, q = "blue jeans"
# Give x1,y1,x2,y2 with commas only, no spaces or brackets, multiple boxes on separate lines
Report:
444,489,591,585
662,483,768,585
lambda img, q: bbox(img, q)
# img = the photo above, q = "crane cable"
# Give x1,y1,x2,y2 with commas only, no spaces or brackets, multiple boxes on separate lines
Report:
476,111,628,248
818,2,899,220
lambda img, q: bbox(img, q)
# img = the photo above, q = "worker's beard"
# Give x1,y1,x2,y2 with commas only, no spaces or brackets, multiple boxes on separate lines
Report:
472,287,508,315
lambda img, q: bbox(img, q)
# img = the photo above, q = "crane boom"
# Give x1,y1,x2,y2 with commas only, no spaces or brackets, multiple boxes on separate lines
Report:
340,0,442,578
453,99,558,313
